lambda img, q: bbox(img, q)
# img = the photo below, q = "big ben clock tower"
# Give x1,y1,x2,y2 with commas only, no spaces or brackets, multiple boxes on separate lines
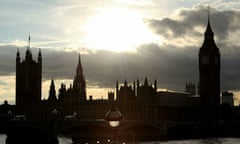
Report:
199,16,220,123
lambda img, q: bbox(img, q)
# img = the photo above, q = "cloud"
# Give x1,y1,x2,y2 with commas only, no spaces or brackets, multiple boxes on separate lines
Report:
0,5,240,95
147,6,240,41
0,76,15,104
0,44,198,91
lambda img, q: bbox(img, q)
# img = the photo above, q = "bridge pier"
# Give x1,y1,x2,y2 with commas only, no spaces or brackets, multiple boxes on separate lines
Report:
5,125,59,144
6,134,59,144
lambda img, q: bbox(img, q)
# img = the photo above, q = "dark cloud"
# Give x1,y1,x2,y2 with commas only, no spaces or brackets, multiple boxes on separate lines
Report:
0,39,239,92
0,45,16,75
219,43,240,91
0,44,198,91
147,6,240,40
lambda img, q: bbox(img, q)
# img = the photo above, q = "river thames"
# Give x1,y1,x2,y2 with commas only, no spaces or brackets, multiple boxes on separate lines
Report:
1,135,240,144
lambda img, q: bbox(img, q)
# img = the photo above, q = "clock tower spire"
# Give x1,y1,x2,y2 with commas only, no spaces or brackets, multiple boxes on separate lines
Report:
199,15,220,123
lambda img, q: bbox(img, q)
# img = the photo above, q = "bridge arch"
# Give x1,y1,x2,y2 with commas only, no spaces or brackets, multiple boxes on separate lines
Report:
6,125,58,144
119,122,162,141
58,123,111,137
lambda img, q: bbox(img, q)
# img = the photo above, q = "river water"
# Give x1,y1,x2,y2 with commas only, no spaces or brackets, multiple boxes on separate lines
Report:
0,135,240,144
59,137,240,144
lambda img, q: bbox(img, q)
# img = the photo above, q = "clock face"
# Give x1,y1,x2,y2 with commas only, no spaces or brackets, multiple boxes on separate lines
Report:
201,56,209,64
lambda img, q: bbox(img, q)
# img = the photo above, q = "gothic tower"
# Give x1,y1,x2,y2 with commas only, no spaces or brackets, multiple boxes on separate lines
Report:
16,34,42,109
48,78,57,102
72,54,86,101
199,16,220,122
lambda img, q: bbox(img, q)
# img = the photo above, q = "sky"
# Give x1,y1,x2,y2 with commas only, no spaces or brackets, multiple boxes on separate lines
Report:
1,0,240,105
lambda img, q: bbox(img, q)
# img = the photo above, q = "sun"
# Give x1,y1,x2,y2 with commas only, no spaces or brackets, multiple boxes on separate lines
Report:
84,8,160,52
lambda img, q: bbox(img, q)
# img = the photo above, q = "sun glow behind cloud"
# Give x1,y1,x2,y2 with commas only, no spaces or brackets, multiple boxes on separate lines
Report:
84,8,161,52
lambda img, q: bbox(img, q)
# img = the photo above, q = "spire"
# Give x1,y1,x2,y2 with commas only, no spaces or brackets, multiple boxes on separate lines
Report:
50,78,55,89
48,78,57,101
154,79,157,92
51,78,54,84
38,48,41,56
124,80,128,87
116,80,119,90
133,80,136,96
28,32,31,49
204,9,214,40
25,33,32,60
78,53,81,65
116,80,119,100
76,53,83,74
205,14,213,34
38,48,42,62
16,48,20,63
144,77,148,86
73,53,86,100
74,53,84,87
137,78,140,88
17,48,20,57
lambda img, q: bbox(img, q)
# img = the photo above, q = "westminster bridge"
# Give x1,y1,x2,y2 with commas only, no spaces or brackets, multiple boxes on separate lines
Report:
0,119,201,143
1,119,240,143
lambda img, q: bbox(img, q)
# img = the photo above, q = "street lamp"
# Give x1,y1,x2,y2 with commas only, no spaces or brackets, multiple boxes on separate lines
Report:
51,108,58,138
105,104,122,144
7,110,12,120
52,108,58,120
52,109,58,115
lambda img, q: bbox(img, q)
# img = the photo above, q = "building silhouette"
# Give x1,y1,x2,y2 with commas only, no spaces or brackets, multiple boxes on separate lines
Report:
48,78,57,102
221,91,234,107
16,34,42,112
72,54,87,101
116,79,158,120
199,16,221,123
1,15,233,123
185,81,199,95
58,54,86,105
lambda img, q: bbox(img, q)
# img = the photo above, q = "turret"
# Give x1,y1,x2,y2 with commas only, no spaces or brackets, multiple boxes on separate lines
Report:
144,77,148,86
58,83,66,102
124,80,128,87
25,33,32,61
116,80,119,91
76,53,83,74
38,48,42,63
16,34,42,109
16,48,20,64
116,80,119,101
137,78,140,88
154,79,157,93
73,53,86,101
48,78,57,101
133,80,136,96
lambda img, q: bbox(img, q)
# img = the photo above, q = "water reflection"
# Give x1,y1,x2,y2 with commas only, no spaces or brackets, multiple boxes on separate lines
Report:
0,135,6,144
58,136,72,144
199,138,223,144
141,138,240,144
1,135,240,144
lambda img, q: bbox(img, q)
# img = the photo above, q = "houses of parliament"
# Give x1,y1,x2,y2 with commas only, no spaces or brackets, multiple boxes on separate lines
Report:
0,17,236,122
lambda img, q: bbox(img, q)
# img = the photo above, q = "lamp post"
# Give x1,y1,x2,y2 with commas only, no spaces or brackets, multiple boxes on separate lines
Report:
51,108,58,139
105,104,122,144
7,110,12,120
52,108,58,120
